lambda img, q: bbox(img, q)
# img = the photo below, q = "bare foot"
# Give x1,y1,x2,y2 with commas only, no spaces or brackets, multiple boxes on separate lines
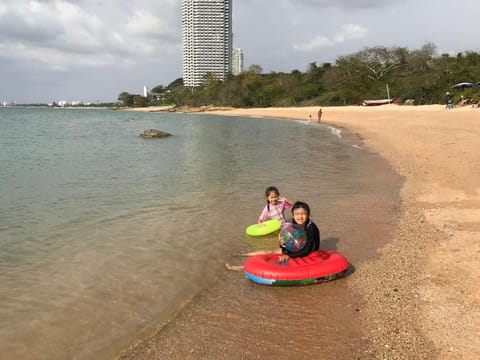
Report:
225,263,243,271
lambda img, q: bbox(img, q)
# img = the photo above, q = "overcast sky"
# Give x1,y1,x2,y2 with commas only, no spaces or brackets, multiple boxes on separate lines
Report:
1,0,479,104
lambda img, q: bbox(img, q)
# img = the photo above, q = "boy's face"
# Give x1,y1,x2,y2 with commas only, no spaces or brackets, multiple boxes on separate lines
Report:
267,192,279,205
293,208,308,226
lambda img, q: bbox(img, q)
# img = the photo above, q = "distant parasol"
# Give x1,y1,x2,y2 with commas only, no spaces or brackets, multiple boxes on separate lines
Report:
451,82,474,89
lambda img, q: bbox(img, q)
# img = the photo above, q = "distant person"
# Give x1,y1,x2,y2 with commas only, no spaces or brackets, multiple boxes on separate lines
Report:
317,108,323,122
257,186,292,225
445,92,453,109
226,201,320,270
309,115,312,122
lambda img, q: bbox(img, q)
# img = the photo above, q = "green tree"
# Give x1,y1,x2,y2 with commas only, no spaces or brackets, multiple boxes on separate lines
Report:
118,92,134,106
247,64,263,74
133,95,148,107
146,43,480,107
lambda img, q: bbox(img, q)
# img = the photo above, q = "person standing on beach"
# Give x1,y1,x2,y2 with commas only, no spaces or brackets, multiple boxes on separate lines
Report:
317,108,323,122
445,92,453,109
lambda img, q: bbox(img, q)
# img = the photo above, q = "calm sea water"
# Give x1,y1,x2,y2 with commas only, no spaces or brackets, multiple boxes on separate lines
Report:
0,107,398,359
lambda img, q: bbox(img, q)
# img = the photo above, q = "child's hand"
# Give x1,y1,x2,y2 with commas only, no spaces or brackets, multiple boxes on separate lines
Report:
279,196,290,204
278,254,289,262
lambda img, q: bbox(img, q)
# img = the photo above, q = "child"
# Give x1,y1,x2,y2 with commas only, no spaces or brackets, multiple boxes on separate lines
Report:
257,186,292,224
277,201,320,262
226,201,320,270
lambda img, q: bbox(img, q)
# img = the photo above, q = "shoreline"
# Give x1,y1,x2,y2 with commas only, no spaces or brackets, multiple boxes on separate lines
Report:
117,104,480,359
204,105,480,359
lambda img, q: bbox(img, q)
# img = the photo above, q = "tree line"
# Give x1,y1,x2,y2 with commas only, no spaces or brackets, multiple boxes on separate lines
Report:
119,43,480,108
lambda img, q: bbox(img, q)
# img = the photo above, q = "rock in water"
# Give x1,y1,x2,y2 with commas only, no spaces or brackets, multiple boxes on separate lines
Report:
139,129,171,138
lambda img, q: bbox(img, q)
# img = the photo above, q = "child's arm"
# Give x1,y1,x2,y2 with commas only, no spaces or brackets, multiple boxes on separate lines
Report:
257,205,269,223
309,223,320,251
279,196,292,206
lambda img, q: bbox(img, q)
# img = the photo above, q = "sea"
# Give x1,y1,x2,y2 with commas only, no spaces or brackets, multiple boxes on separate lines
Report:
0,107,402,359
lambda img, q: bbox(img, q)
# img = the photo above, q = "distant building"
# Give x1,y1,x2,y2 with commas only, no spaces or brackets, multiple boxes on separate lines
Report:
232,48,244,75
182,0,233,87
143,86,149,97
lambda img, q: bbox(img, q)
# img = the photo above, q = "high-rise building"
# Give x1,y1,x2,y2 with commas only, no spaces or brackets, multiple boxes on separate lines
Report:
232,48,244,76
182,0,233,87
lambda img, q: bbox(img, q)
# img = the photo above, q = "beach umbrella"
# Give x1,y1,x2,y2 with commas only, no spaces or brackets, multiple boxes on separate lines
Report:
451,82,474,89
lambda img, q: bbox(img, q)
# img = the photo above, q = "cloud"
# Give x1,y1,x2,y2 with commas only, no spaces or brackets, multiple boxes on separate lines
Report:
333,24,368,42
241,0,396,12
0,0,181,70
1,0,478,104
125,10,179,47
280,0,395,10
293,24,367,51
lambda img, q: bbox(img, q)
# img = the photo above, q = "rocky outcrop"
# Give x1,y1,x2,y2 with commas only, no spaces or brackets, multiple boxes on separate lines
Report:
139,129,171,138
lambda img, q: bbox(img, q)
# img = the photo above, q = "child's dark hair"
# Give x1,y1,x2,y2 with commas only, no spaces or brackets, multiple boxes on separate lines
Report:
292,201,310,216
265,186,280,198
265,186,280,211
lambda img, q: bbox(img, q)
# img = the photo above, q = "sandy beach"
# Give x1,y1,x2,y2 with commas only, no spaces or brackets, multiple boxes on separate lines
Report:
204,104,480,359
117,104,480,359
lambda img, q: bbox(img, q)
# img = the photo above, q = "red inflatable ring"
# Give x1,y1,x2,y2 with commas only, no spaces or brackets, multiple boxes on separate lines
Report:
243,250,350,286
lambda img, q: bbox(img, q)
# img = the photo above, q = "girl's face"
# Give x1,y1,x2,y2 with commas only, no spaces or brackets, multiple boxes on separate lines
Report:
293,208,308,226
266,192,279,205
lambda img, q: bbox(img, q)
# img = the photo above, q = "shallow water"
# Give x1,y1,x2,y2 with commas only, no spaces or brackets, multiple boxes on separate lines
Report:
0,107,402,359
116,118,403,360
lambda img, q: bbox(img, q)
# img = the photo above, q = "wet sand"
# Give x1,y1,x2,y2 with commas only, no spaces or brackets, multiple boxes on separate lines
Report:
116,104,480,359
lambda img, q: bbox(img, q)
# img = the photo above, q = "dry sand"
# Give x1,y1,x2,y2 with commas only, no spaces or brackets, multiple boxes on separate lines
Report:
204,104,480,359
117,104,479,359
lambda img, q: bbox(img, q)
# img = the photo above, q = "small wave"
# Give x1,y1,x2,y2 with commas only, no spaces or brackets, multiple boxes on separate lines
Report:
295,121,343,140
325,125,342,139
295,120,311,125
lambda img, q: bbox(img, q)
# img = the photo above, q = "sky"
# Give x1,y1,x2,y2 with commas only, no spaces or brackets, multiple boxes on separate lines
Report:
0,0,479,104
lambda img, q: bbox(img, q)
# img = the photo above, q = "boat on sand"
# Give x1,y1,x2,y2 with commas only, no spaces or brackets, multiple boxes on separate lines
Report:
363,99,393,106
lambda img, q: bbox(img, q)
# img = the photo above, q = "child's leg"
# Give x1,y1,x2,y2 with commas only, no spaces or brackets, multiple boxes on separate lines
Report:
232,248,282,257
225,263,244,271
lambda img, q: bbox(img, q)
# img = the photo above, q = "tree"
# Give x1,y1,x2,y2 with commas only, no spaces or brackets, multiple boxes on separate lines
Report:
151,85,164,93
133,95,148,107
247,64,263,74
356,46,408,81
148,43,480,107
118,92,134,106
